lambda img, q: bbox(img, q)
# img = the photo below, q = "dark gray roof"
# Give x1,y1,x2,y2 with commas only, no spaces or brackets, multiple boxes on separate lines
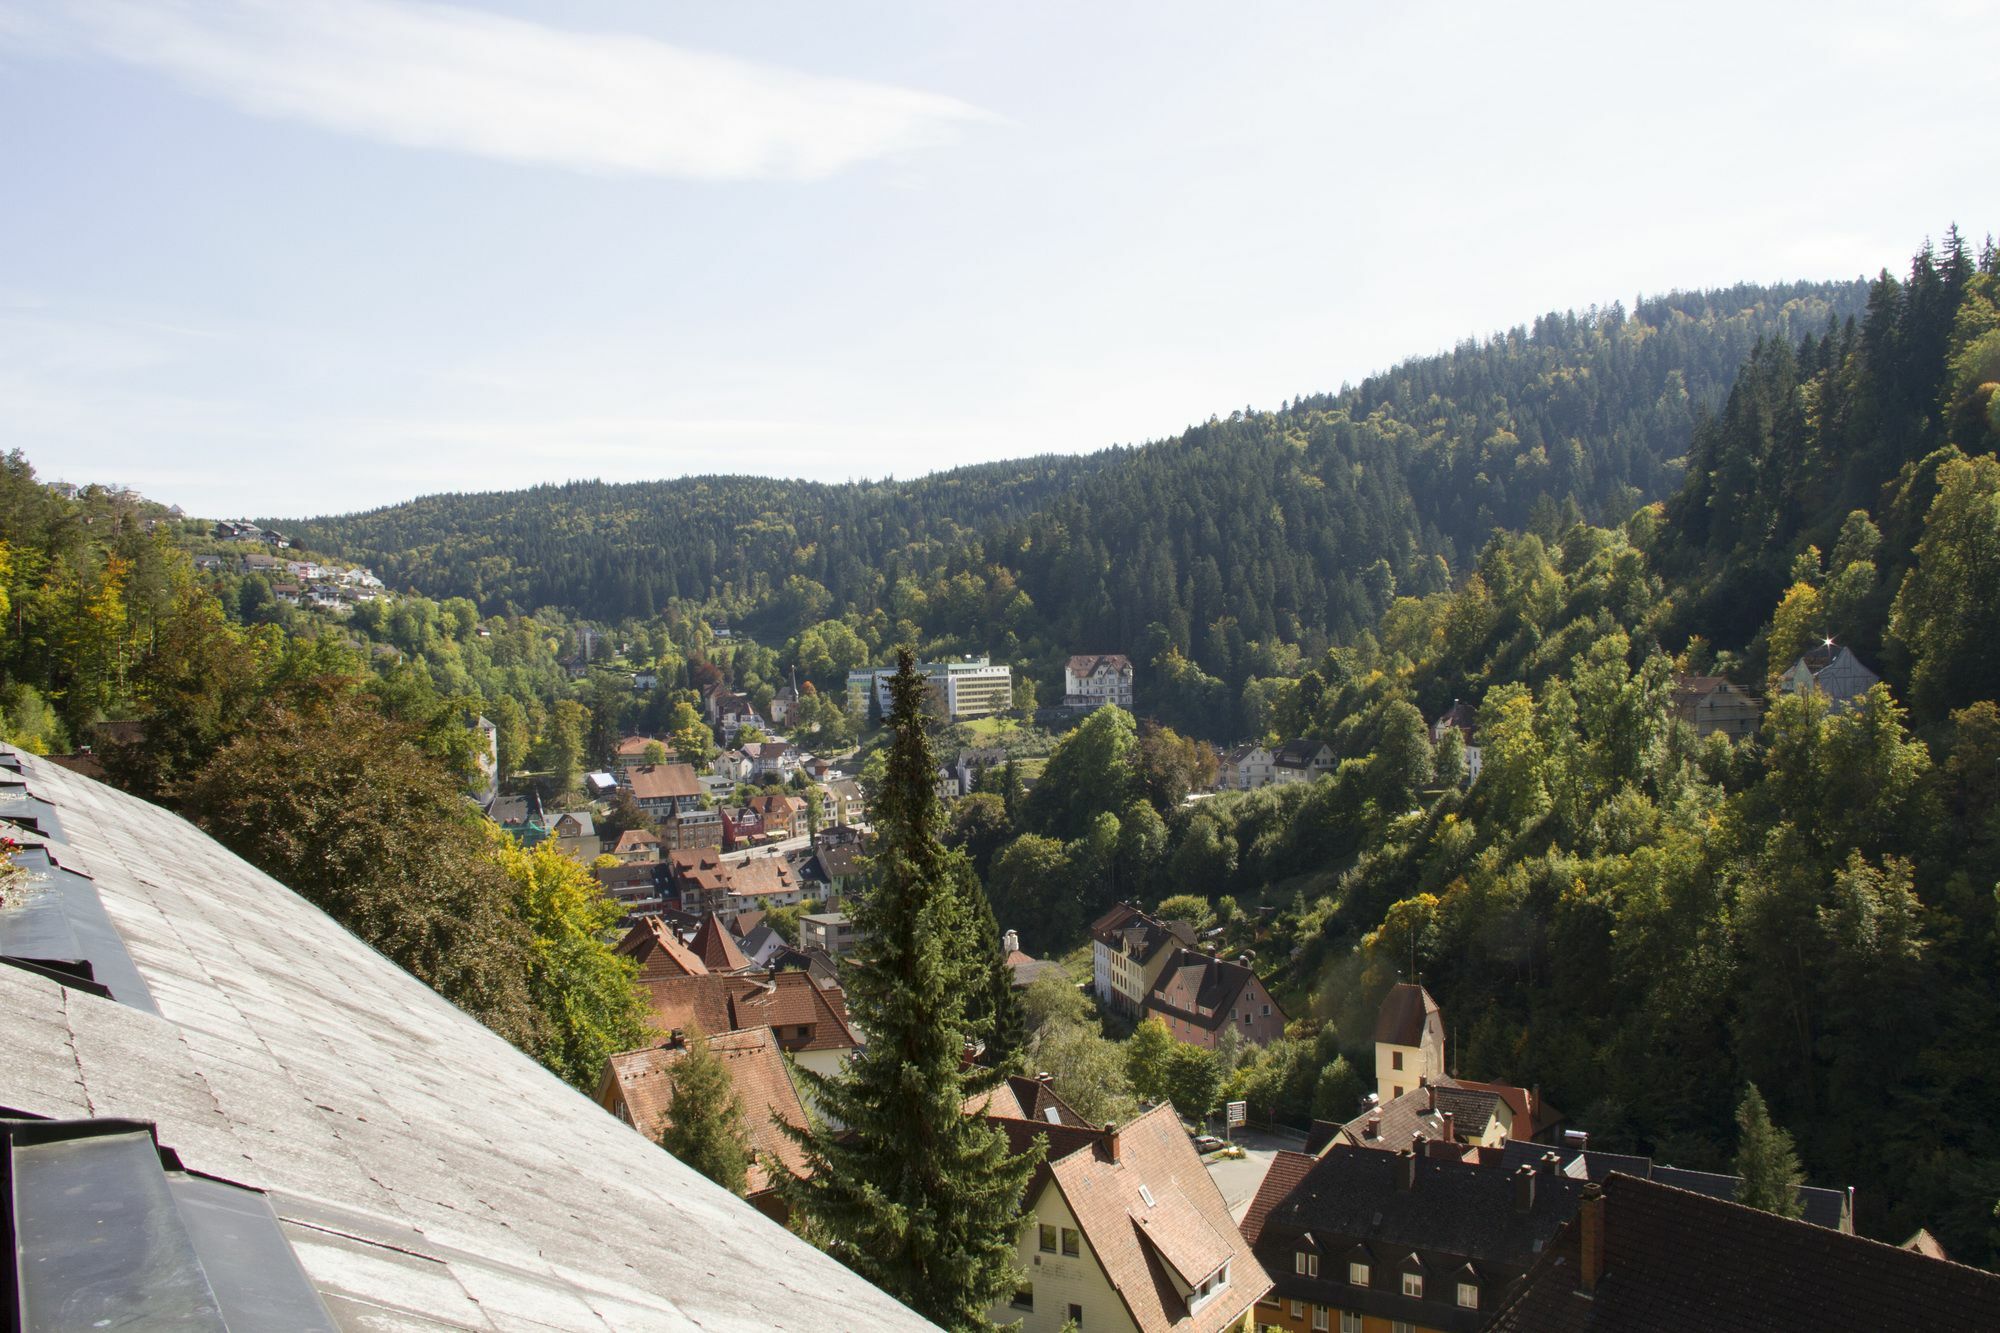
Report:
1492,1140,1850,1232
0,745,935,1331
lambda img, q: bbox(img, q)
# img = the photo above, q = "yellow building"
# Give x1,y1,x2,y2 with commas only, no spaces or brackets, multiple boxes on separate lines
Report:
1372,983,1444,1103
989,1103,1270,1333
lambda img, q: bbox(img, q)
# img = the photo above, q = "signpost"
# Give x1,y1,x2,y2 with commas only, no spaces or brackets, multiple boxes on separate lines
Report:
1225,1099,1246,1144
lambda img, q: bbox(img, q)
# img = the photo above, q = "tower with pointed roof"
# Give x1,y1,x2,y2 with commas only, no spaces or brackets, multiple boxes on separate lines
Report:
1373,982,1445,1103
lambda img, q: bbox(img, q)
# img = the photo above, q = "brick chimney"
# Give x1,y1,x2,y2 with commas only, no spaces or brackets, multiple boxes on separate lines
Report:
1424,1079,1437,1113
667,1028,686,1050
1513,1164,1536,1213
1364,1111,1381,1140
1395,1148,1417,1192
1104,1122,1120,1163
1540,1151,1561,1176
1440,1111,1455,1143
1578,1183,1607,1293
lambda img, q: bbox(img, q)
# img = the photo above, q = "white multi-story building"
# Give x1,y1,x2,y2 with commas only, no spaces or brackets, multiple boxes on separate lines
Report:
1063,654,1134,711
848,657,1014,722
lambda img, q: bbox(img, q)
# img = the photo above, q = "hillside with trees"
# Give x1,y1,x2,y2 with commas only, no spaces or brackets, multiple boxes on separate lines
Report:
284,280,1868,735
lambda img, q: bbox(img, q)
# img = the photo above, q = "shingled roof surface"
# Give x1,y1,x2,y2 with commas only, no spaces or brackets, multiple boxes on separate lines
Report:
0,746,934,1331
627,762,700,801
616,916,709,980
1483,1173,2000,1332
1239,1149,1316,1247
1046,1102,1270,1333
690,913,753,971
603,1028,811,1196
1373,981,1441,1045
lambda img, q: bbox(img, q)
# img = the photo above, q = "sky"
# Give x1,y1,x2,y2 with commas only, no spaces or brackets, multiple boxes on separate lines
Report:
4,0,1998,519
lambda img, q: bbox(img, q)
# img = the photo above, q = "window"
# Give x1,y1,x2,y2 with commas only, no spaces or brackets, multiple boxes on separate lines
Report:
1311,1307,1330,1332
1289,1300,1304,1317
1393,1324,1416,1333
1262,1003,1271,1016
1061,1227,1080,1258
1401,1272,1423,1299
1011,1282,1034,1311
1393,1085,1404,1098
1038,1224,1057,1253
1190,1261,1229,1311
1067,1304,1083,1326
1392,1050,1404,1071
1458,1281,1480,1309
1339,1314,1362,1333
1348,1261,1369,1286
1295,1251,1318,1277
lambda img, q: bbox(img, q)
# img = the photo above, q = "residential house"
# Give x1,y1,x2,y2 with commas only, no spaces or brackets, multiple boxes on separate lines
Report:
935,766,960,803
1430,701,1485,783
1328,1080,1515,1160
1245,1144,1588,1333
631,670,659,691
1090,903,1199,1017
613,735,671,775
824,776,866,824
1221,744,1276,791
585,770,619,799
746,791,807,839
1671,675,1763,741
664,847,732,914
597,1027,811,1213
719,805,767,850
549,809,598,862
615,917,712,981
769,683,800,727
626,763,721,849
640,969,861,1080
742,740,801,782
1144,949,1288,1050
1064,653,1135,711
609,828,664,863
485,791,549,847
1486,1138,1852,1232
1484,1173,2000,1332
802,911,859,957
955,746,1011,795
736,921,792,970
1778,642,1882,709
1271,739,1335,785
595,858,666,919
472,714,499,805
987,1102,1270,1333
722,856,804,918
713,749,755,783
689,913,755,973
811,826,867,898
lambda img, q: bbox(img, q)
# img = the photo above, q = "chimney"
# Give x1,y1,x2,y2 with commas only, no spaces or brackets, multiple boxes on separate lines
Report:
1395,1148,1417,1192
1037,1071,1053,1085
1364,1112,1381,1141
667,1028,686,1050
1425,1080,1437,1113
1441,1111,1455,1144
1578,1183,1607,1294
1513,1165,1536,1213
1540,1151,1561,1177
1104,1122,1120,1163
1003,928,1020,955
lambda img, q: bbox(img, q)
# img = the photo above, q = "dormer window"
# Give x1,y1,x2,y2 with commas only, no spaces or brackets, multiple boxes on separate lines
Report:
1458,1281,1479,1309
1401,1272,1423,1299
1295,1251,1318,1277
1348,1260,1369,1285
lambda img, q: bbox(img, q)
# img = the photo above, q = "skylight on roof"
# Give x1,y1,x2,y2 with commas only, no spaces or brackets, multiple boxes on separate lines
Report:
1139,1184,1156,1207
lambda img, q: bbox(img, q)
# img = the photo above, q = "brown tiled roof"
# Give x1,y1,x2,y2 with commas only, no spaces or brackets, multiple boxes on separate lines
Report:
986,1114,1107,1202
1046,1102,1271,1333
601,1028,811,1196
613,829,662,855
1239,1150,1315,1247
616,918,708,980
1066,654,1132,675
641,974,735,1037
1373,981,1441,1046
725,857,799,899
728,971,858,1053
746,792,805,819
729,910,766,938
615,735,664,758
1484,1173,2000,1333
690,914,753,972
628,763,699,801
1145,949,1276,1033
1455,1077,1555,1137
1336,1079,1495,1155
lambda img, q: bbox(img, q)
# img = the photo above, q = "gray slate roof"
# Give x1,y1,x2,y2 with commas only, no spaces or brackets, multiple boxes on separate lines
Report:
0,746,934,1332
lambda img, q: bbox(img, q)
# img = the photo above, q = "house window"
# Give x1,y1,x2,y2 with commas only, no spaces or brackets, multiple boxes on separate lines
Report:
1458,1281,1479,1309
1038,1224,1057,1253
1289,1301,1304,1318
1061,1227,1081,1258
1296,1251,1317,1277
1011,1282,1034,1311
1067,1303,1083,1326
1311,1307,1329,1331
1348,1261,1369,1286
1401,1272,1423,1299
1392,1051,1403,1071
1339,1314,1361,1333
1393,1085,1404,1099
1393,1324,1416,1333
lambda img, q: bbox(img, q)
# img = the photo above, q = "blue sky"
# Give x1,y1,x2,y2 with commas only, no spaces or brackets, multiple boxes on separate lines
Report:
5,0,1998,518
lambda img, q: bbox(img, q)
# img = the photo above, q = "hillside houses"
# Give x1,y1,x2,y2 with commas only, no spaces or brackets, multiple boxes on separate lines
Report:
1779,641,1882,709
1219,739,1332,791
1090,903,1288,1049
1063,653,1134,710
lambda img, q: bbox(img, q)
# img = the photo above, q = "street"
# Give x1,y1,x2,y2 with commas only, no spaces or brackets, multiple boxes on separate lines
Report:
1202,1124,1306,1222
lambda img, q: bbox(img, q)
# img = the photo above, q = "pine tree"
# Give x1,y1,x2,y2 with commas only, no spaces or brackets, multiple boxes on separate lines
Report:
782,649,1039,1330
1733,1083,1805,1218
958,868,1030,1072
658,1027,752,1197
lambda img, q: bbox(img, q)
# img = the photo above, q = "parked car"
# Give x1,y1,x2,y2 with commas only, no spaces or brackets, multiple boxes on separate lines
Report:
1191,1134,1225,1154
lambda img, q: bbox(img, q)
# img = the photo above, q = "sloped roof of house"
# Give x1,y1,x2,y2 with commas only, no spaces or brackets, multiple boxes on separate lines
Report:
627,762,700,801
1146,949,1278,1033
691,913,754,972
611,828,660,855
614,734,664,758
551,809,596,838
725,857,800,900
1271,738,1331,768
615,916,710,979
1047,1102,1270,1333
0,745,933,1331
728,971,858,1053
1336,1079,1499,1156
1374,981,1442,1046
1239,1149,1317,1247
1483,1173,2000,1333
1066,654,1133,675
601,1027,812,1196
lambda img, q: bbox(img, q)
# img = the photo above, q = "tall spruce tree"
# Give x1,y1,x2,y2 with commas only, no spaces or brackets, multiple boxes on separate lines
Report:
658,1027,752,1196
782,649,1039,1330
1733,1084,1806,1218
959,868,1030,1073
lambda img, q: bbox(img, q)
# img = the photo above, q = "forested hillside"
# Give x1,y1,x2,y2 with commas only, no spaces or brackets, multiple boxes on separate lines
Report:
286,279,1867,733
964,230,2000,1259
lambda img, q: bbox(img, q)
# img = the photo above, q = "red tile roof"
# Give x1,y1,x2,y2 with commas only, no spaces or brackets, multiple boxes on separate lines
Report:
1238,1149,1315,1247
616,918,708,980
628,763,700,801
690,914,753,972
602,1028,811,1195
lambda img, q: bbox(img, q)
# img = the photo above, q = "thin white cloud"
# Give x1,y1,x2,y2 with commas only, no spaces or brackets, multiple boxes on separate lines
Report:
16,0,992,179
